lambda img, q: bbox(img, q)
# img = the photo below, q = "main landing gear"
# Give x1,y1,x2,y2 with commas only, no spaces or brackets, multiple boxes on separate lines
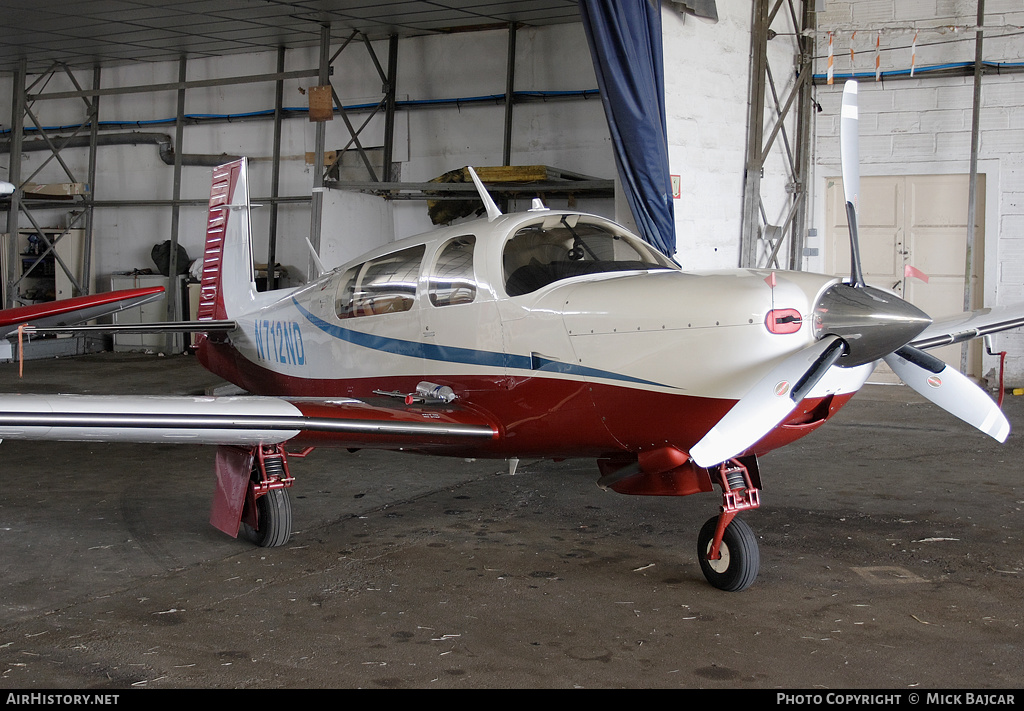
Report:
697,458,761,592
241,444,312,548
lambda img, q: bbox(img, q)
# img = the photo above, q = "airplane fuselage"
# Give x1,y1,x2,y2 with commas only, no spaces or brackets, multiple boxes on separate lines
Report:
196,210,874,462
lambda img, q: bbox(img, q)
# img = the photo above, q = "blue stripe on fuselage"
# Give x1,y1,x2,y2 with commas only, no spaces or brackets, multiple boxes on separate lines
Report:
291,298,667,388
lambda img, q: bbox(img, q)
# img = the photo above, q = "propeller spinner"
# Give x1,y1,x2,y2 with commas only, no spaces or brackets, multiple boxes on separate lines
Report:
690,80,1008,468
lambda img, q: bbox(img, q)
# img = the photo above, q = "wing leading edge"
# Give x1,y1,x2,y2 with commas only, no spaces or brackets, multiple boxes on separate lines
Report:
0,286,167,338
911,305,1024,350
0,393,498,447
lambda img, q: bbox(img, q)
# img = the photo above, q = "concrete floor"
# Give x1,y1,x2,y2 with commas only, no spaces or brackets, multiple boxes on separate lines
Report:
0,352,1021,689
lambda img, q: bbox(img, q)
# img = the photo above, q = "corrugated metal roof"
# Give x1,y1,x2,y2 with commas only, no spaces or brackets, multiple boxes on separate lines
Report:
1,0,581,73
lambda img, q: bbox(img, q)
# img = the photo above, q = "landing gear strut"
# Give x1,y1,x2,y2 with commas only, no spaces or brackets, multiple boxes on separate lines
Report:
698,458,761,592
241,444,311,547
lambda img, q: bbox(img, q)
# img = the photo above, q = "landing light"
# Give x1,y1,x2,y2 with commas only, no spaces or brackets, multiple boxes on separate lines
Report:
765,309,803,334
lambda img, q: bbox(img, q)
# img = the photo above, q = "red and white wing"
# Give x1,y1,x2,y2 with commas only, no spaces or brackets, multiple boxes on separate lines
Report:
0,392,497,543
0,286,166,338
0,393,497,448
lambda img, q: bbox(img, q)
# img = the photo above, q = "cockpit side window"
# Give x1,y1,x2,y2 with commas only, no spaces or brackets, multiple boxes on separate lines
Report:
335,245,425,319
502,218,675,296
428,236,477,307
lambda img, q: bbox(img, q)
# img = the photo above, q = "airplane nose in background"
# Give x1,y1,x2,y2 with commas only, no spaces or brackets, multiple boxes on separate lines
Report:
813,283,932,367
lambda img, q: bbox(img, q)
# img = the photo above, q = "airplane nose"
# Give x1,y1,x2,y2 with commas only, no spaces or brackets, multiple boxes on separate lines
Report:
813,283,932,367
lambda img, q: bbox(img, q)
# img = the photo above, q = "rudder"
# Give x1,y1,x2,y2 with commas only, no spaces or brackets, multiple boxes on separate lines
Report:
198,158,257,322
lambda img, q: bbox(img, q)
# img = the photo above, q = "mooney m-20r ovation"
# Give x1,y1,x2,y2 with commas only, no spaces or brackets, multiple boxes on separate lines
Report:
3,81,1022,591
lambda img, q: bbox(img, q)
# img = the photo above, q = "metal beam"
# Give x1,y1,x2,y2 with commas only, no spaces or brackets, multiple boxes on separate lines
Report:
4,59,26,308
789,0,816,269
268,46,286,291
5,59,95,307
503,22,518,167
165,56,187,352
739,0,815,272
309,22,331,270
27,69,321,102
739,0,770,268
382,35,399,182
964,0,985,372
82,66,100,296
324,178,614,198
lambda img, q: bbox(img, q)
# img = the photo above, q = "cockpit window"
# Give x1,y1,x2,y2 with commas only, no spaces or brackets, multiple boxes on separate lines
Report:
428,236,477,307
502,217,675,296
335,245,425,319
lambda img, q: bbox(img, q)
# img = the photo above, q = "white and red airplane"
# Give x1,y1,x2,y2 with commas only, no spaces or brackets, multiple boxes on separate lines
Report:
2,81,1022,591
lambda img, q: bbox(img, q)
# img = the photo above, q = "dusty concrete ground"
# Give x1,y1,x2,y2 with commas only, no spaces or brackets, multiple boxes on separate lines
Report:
0,352,1021,689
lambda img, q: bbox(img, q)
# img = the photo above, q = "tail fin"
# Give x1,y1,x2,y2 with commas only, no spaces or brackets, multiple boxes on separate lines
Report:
197,158,258,322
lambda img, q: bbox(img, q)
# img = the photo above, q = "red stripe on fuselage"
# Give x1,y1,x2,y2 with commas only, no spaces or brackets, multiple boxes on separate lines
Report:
197,340,855,460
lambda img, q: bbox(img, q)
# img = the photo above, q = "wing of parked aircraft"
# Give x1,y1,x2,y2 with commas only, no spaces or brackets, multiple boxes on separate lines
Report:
0,286,166,338
911,306,1024,350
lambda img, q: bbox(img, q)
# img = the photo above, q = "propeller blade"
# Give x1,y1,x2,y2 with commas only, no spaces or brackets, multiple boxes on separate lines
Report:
690,336,847,467
884,346,1010,442
840,80,865,288
840,81,860,216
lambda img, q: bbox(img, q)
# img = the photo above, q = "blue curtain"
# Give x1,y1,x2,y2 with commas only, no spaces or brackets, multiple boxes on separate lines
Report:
579,0,676,256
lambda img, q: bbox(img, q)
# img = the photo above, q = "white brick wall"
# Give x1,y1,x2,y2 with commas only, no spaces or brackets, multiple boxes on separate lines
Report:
662,4,754,269
812,0,1024,383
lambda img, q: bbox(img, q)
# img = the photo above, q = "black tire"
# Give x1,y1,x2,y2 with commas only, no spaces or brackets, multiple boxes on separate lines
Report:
697,515,759,592
244,488,292,548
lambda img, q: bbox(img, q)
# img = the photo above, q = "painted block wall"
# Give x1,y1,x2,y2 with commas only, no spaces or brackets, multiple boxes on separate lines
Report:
811,0,1024,383
661,3,798,272
0,22,612,288
662,4,752,270
2,8,766,289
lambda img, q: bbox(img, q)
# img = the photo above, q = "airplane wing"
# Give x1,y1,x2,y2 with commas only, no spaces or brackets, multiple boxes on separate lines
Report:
0,390,498,543
0,286,166,338
0,392,498,448
910,304,1024,350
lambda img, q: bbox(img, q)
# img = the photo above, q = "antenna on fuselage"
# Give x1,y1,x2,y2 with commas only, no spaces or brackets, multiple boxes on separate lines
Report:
306,235,327,278
467,166,502,222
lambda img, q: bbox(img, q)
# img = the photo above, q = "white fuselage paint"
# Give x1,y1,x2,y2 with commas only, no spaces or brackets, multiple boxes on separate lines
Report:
222,211,874,403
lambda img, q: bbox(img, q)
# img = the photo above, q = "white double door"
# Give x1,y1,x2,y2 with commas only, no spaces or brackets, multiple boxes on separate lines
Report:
826,174,984,379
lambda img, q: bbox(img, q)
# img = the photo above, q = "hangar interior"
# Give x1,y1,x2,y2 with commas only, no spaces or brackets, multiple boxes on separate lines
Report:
2,1,1024,690
3,0,1022,383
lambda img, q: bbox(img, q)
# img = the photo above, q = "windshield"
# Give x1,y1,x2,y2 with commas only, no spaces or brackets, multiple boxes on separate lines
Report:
502,217,675,296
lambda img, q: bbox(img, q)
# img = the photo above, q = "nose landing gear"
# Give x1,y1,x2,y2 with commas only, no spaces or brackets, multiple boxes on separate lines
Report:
697,458,761,592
